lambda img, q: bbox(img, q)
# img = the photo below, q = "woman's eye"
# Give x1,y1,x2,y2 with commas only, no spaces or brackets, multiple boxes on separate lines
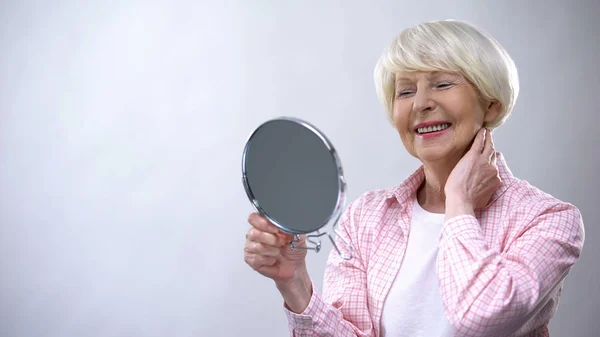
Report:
436,82,453,89
397,90,414,98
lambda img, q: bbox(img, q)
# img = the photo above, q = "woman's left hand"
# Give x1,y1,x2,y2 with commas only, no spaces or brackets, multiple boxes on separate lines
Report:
445,128,501,218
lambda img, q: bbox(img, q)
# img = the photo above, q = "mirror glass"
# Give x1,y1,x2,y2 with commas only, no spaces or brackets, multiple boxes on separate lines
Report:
242,117,345,234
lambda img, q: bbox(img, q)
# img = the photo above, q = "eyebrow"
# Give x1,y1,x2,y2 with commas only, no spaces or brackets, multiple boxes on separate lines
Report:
395,71,459,85
395,77,413,84
395,76,418,86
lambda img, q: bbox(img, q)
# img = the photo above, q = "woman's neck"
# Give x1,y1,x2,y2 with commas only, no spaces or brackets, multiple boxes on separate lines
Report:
417,155,462,214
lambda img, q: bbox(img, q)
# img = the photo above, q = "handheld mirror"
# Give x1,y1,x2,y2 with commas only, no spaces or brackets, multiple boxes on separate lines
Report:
241,117,353,260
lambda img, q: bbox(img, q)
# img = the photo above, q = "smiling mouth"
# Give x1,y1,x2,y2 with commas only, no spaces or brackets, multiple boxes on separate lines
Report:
416,123,451,134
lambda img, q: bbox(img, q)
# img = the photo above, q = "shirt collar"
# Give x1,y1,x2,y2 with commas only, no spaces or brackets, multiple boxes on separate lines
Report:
385,152,515,209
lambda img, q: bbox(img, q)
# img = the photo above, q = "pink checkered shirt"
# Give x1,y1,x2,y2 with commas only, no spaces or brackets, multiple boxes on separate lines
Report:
284,153,585,337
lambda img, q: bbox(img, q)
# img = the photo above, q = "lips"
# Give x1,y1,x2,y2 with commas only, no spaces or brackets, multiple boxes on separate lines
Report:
414,121,452,134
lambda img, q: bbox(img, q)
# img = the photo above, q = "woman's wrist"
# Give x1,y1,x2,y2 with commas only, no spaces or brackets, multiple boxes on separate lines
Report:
275,269,313,314
445,194,475,220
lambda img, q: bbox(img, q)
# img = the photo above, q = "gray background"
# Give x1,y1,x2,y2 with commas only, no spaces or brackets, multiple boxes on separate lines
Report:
1,1,598,336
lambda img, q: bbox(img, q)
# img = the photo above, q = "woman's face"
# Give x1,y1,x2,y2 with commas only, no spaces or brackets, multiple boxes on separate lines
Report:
392,71,500,163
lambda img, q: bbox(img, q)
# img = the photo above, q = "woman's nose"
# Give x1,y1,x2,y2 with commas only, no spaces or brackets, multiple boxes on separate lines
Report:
412,89,436,114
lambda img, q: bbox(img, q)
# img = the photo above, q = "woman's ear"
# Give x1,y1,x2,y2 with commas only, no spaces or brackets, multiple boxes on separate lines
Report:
484,99,502,124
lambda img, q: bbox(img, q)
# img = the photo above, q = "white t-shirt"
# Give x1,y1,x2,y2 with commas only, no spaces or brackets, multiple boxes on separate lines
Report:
380,197,456,337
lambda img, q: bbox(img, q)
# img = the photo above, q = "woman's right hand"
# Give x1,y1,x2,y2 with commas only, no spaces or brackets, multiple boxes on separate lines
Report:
243,212,308,284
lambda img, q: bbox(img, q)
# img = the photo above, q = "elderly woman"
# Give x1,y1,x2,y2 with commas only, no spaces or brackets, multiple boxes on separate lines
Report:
243,20,585,337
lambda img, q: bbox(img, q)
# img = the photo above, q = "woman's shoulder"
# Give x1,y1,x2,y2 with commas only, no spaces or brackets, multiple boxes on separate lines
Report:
347,186,403,215
496,176,584,235
340,187,405,232
503,176,579,213
348,166,425,213
492,153,581,220
355,187,395,204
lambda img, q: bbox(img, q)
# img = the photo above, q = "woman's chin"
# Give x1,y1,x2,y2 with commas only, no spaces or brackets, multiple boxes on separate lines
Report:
415,148,451,163
416,149,468,167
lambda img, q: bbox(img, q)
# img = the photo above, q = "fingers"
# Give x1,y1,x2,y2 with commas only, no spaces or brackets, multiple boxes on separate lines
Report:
244,252,277,269
246,226,287,247
471,127,495,161
244,213,285,271
245,241,281,257
246,212,287,253
246,213,294,245
482,128,495,162
248,213,279,234
277,231,297,244
469,128,486,155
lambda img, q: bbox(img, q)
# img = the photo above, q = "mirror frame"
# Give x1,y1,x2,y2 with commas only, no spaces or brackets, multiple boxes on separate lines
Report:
241,116,347,235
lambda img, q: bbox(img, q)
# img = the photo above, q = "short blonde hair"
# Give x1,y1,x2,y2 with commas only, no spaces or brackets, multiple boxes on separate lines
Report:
373,20,519,129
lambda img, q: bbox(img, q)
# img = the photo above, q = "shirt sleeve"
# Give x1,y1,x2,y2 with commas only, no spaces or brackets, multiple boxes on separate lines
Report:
436,201,585,337
283,198,375,337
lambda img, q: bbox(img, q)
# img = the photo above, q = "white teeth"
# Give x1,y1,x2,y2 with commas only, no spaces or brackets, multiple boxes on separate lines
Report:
417,123,449,134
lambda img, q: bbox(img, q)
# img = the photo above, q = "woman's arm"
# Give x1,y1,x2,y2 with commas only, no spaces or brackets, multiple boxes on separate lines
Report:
438,200,585,337
283,198,375,337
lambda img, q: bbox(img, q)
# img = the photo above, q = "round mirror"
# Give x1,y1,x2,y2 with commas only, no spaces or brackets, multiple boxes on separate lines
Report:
241,117,352,259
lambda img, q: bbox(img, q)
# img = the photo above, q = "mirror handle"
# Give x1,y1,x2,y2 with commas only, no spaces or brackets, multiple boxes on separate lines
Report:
290,230,353,261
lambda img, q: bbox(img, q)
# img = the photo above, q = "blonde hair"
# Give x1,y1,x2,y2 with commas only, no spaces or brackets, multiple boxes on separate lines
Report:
373,20,519,129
